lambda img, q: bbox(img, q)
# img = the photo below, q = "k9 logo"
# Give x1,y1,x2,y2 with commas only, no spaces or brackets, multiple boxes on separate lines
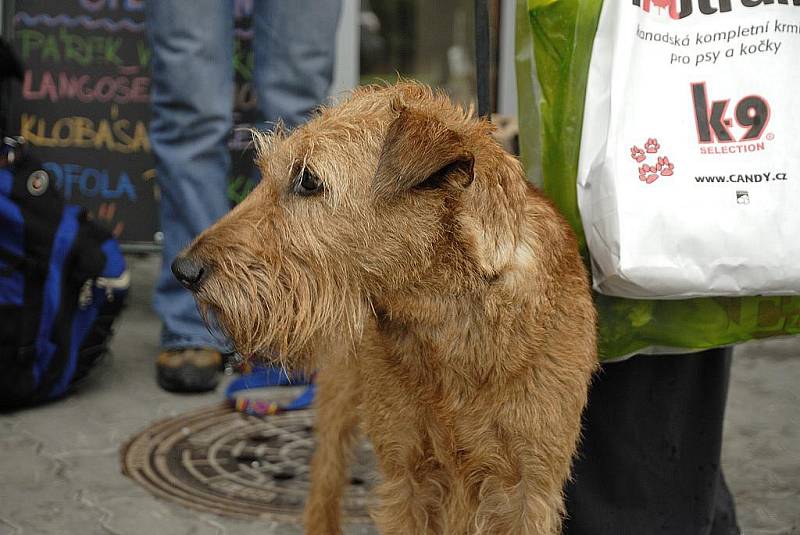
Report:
691,82,770,144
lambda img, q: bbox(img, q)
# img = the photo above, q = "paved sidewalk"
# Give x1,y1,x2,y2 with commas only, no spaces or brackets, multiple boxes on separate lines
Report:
0,255,798,535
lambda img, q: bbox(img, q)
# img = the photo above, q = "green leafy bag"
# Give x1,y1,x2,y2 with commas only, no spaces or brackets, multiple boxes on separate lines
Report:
515,0,800,360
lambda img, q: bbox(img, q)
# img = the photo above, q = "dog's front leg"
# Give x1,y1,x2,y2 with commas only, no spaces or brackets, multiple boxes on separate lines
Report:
372,468,444,535
303,364,361,535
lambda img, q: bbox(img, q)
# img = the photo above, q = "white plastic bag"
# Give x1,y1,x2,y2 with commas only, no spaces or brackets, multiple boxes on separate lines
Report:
578,0,800,299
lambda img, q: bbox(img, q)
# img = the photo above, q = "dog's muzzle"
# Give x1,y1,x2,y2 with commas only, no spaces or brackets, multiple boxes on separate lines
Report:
172,255,207,290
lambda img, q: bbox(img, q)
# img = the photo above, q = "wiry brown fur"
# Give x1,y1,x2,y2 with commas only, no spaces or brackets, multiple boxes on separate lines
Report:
180,82,597,534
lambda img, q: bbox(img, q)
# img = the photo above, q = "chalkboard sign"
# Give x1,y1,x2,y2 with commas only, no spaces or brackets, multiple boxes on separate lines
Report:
5,0,258,247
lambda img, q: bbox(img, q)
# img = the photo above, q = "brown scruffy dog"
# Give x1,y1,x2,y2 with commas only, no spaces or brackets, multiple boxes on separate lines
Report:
172,82,597,534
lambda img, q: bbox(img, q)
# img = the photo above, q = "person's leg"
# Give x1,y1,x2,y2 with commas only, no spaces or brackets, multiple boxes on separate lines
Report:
147,0,234,390
252,0,342,130
564,348,740,535
711,471,740,535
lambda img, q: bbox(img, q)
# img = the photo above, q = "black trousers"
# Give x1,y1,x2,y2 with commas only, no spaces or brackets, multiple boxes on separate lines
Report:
564,348,740,535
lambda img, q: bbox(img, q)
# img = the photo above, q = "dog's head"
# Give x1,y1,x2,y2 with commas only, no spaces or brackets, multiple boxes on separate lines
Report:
173,82,522,367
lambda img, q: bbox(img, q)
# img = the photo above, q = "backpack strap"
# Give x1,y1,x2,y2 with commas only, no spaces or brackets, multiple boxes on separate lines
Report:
0,246,44,366
0,245,43,275
7,147,65,386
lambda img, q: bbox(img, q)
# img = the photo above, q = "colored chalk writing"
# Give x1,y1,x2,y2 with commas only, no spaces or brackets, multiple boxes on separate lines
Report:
10,1,156,244
22,70,150,104
9,1,260,244
43,162,138,201
20,112,150,153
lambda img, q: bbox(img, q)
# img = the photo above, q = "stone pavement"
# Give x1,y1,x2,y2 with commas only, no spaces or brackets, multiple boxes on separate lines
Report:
0,255,798,535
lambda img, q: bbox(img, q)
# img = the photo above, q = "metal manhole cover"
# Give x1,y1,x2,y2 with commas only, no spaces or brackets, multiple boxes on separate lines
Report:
121,404,378,523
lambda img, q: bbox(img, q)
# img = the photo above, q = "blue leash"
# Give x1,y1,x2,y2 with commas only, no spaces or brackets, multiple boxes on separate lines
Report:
224,365,316,416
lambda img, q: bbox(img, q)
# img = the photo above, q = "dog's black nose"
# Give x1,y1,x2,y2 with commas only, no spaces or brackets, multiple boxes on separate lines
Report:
171,255,207,290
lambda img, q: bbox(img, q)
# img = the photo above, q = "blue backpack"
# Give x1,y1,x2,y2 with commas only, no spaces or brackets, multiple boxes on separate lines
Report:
0,138,129,407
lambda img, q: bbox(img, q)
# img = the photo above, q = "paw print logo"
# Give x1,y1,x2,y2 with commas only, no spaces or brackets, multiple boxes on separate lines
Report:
656,156,674,176
639,164,660,184
630,137,676,185
630,146,646,163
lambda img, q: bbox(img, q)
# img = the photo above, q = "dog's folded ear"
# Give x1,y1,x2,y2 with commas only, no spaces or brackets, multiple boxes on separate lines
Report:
374,104,474,199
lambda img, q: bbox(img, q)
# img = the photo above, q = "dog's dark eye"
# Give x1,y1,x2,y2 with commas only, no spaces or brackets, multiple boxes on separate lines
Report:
294,168,323,196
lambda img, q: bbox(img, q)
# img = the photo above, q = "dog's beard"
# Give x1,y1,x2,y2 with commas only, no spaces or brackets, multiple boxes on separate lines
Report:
194,262,364,371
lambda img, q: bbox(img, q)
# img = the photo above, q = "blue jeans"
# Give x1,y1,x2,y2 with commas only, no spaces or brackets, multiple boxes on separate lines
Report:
147,0,341,351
